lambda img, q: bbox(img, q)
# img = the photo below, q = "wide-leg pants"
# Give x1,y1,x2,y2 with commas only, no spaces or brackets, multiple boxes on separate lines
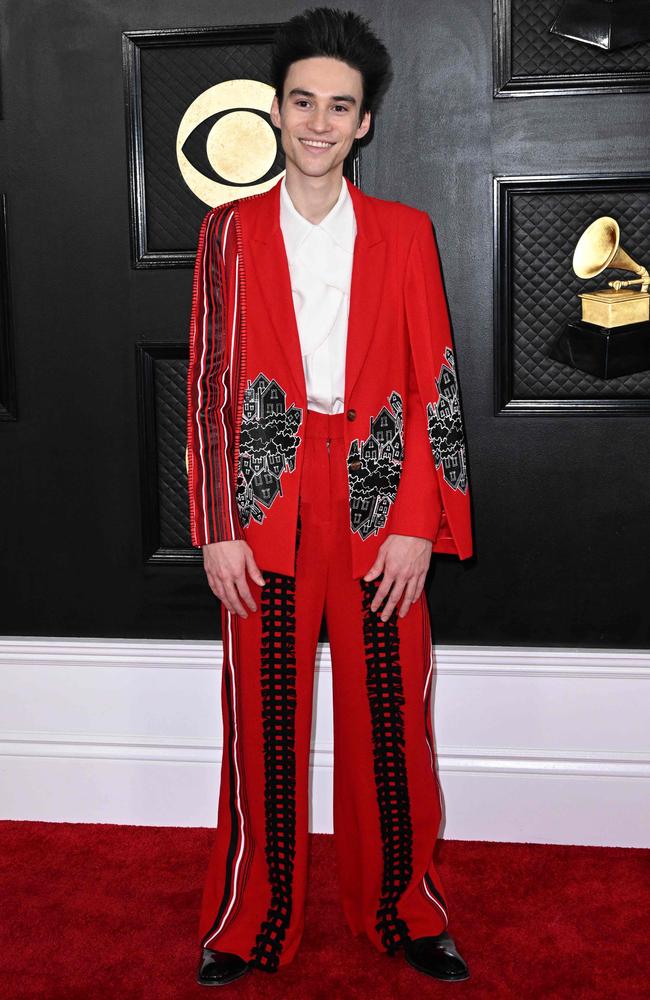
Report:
198,408,450,972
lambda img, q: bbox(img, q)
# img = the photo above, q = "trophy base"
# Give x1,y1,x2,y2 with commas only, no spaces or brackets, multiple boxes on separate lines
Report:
549,319,650,378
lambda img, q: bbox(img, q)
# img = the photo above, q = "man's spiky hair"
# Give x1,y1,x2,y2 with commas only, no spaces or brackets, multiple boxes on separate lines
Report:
270,6,393,122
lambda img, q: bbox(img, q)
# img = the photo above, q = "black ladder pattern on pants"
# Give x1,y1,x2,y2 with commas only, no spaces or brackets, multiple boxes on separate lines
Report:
360,577,414,954
249,569,298,972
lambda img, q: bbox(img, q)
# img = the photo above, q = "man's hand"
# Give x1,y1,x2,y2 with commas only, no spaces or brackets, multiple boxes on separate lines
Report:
363,534,432,621
202,540,266,618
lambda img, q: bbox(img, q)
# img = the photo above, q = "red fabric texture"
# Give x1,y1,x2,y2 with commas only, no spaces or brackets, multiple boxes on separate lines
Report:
2,819,648,998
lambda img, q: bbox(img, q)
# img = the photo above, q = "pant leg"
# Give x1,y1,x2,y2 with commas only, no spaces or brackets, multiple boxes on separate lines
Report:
197,413,329,970
324,421,450,955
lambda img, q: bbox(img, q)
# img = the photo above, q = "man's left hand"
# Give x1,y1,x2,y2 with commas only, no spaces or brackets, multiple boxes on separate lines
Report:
362,534,432,621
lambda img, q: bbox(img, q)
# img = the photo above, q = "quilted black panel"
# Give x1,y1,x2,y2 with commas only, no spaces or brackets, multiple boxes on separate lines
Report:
155,356,190,550
509,183,650,399
140,39,281,254
512,0,650,76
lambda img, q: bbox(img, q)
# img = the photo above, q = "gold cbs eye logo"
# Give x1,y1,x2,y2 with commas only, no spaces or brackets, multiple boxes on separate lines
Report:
176,79,285,208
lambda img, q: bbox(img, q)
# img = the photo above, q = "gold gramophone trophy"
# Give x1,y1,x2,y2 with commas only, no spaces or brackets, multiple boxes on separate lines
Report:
550,216,650,378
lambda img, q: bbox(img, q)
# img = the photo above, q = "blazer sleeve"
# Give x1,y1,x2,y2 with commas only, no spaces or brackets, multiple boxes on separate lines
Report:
391,210,473,559
185,207,245,547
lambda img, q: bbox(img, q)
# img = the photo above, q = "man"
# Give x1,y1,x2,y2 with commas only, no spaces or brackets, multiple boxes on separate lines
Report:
187,6,473,987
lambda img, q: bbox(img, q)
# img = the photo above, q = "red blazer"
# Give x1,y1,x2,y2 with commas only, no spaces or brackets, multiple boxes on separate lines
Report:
186,174,473,580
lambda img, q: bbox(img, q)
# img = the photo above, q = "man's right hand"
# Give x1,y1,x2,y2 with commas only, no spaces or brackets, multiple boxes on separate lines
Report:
202,541,266,618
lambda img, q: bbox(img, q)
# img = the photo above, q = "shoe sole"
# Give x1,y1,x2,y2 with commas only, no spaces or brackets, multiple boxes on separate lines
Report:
404,953,470,982
196,964,252,986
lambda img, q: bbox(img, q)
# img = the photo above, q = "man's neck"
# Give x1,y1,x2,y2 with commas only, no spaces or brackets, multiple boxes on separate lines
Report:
283,165,345,225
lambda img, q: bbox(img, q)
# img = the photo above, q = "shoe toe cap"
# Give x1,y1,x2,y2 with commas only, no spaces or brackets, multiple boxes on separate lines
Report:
405,934,470,979
197,948,249,984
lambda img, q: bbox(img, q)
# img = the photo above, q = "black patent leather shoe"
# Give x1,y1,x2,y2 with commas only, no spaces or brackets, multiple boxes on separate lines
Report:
403,931,470,981
196,946,251,986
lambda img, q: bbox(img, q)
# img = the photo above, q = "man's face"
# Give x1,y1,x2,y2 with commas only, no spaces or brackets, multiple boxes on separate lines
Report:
270,56,371,180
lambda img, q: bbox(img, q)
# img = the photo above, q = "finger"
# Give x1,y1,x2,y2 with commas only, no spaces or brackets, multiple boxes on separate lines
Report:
380,576,407,622
223,578,248,618
212,580,236,614
235,574,257,613
398,576,418,617
205,569,238,615
364,550,385,582
370,575,391,613
213,588,233,613
371,563,402,613
206,574,224,603
246,550,266,587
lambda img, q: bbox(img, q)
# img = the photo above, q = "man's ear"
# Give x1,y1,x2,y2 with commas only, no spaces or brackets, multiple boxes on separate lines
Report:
270,93,281,129
356,109,371,140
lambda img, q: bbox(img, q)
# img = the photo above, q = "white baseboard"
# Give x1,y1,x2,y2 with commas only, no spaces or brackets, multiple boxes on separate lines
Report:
1,638,648,847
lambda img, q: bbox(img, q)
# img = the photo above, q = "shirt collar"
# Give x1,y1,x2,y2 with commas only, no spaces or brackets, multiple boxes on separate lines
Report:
280,174,356,261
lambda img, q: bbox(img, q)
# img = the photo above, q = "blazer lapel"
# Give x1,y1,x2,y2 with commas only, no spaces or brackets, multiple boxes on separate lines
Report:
247,179,307,406
247,173,387,409
344,176,386,404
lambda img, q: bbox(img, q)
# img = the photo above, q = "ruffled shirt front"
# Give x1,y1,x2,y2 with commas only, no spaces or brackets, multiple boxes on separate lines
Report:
279,173,357,414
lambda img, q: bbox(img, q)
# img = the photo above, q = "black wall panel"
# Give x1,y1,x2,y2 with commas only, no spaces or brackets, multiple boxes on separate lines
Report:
1,1,649,646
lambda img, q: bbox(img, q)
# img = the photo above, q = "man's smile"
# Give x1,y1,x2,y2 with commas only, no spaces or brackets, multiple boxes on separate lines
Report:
299,138,336,149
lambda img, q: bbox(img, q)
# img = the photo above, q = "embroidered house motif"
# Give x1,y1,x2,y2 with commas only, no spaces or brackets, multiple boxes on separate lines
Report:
427,347,468,493
235,372,303,527
347,391,404,539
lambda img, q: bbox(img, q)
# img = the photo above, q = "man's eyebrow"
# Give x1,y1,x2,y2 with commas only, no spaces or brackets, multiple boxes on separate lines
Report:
286,87,357,105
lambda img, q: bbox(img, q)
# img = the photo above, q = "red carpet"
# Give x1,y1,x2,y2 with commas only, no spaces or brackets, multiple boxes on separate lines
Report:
1,821,648,999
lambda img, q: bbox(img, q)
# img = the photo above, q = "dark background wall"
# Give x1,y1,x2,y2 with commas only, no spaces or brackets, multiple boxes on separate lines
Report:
2,0,649,645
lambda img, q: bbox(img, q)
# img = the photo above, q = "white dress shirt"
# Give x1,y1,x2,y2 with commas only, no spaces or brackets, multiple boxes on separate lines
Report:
279,173,357,414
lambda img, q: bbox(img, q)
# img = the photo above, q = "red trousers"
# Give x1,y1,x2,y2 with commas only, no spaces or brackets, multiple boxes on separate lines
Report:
198,408,450,971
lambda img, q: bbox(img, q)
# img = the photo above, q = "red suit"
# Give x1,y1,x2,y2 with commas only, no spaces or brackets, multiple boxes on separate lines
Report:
186,175,473,971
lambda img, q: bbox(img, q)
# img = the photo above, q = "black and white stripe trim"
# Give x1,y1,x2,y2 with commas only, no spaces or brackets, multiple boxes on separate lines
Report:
201,609,253,948
419,602,449,926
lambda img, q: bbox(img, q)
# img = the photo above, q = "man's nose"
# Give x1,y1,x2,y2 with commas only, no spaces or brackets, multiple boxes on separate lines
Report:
308,107,331,132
